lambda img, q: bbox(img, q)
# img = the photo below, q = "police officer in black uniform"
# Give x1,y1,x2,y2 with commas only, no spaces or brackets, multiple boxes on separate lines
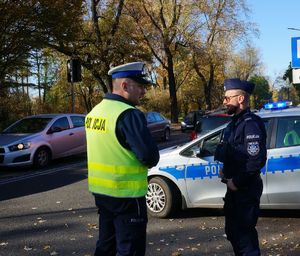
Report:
214,78,267,255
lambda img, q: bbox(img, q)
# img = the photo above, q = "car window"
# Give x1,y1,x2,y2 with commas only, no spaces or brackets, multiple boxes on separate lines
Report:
70,116,85,128
51,117,70,131
200,131,222,157
184,112,194,123
276,117,300,148
146,113,156,123
263,118,269,131
154,113,164,122
196,116,230,133
181,131,222,158
2,117,52,134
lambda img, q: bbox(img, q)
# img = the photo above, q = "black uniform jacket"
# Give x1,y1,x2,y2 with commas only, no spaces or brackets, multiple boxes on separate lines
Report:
214,108,267,189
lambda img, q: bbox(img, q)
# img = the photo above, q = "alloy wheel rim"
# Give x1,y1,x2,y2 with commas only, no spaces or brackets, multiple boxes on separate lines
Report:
146,183,166,213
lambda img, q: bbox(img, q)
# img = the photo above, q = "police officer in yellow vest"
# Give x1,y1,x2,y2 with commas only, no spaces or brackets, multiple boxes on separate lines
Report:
85,62,160,256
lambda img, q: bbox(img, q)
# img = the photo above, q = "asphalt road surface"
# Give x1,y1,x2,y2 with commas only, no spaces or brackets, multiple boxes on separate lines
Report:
1,130,300,256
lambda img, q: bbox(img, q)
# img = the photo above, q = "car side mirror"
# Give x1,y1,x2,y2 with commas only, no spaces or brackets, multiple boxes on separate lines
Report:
194,148,203,158
197,148,211,158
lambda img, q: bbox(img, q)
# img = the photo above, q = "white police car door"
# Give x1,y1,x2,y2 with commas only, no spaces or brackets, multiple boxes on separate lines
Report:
183,130,226,207
266,117,300,205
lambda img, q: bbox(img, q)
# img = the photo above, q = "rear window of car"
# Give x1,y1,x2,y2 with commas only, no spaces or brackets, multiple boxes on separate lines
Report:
184,113,194,123
71,116,85,127
196,116,231,133
153,112,164,121
145,112,156,123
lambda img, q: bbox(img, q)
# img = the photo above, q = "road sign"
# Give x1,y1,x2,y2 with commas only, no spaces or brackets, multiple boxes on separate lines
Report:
291,37,300,68
292,68,300,84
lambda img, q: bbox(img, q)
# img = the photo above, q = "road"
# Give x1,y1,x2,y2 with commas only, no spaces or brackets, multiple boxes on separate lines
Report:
0,130,300,256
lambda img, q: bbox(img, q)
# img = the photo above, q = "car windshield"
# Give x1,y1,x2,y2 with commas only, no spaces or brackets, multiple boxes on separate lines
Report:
2,117,53,134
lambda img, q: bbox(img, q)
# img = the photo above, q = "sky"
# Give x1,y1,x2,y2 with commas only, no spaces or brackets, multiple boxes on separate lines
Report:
248,0,300,82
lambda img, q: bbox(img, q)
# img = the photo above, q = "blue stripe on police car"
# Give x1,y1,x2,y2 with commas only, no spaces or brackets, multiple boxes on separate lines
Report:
158,154,300,180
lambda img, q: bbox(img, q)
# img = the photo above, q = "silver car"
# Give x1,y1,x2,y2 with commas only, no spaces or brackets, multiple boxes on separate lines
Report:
147,103,300,218
0,114,86,168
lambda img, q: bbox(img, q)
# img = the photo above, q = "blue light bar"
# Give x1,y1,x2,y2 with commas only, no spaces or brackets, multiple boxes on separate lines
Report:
263,101,290,110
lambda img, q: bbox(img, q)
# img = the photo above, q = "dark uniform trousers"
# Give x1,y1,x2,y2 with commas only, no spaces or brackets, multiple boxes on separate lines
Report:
94,195,148,256
223,177,263,256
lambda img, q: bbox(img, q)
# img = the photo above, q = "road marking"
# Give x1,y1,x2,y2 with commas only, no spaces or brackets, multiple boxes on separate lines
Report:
0,162,87,186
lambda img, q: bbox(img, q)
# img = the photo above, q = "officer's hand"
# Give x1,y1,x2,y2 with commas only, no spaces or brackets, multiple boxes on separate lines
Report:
227,179,238,191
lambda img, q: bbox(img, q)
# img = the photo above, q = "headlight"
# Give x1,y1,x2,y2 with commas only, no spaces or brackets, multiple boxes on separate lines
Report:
8,142,31,152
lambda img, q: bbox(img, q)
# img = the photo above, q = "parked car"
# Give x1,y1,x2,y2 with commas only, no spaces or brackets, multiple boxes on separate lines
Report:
180,110,205,132
190,114,231,140
145,112,171,141
146,102,300,218
0,114,86,168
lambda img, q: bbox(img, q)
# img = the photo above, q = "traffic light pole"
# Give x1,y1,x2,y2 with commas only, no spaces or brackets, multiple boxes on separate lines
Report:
70,63,75,113
67,58,82,113
71,79,75,113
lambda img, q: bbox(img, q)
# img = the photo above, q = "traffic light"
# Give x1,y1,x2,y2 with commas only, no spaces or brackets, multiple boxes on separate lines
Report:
67,59,82,82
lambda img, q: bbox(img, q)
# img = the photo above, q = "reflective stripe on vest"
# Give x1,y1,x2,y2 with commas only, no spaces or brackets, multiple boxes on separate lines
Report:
85,99,148,197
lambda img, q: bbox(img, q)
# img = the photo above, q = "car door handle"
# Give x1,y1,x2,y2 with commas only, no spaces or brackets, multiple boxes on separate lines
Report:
69,133,74,136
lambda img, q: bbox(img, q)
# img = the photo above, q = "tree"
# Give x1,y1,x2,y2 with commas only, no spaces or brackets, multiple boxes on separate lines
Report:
187,0,257,110
249,75,271,109
227,44,261,80
126,0,189,122
282,62,300,101
36,0,153,95
29,48,60,104
283,62,292,84
0,1,36,83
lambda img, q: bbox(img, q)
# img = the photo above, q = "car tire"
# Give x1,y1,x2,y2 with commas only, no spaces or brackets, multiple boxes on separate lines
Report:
146,177,180,218
162,128,170,141
33,147,51,168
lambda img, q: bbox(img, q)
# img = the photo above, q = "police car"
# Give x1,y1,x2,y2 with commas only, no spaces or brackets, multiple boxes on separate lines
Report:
146,102,300,218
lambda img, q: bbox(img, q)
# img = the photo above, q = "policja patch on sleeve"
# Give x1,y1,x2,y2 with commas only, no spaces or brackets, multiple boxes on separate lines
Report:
247,141,260,156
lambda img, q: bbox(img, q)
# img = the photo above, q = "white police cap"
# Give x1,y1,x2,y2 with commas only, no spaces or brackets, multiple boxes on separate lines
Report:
108,61,152,85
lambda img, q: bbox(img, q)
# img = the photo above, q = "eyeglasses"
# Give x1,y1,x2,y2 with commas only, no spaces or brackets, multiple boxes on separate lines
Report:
224,95,240,102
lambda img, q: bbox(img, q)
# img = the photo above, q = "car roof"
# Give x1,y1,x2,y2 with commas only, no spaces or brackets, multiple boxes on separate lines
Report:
202,113,231,118
23,113,85,119
176,106,300,153
257,107,300,118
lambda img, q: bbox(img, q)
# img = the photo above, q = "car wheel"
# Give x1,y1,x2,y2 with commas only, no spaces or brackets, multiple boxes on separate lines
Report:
33,147,51,168
146,177,180,218
162,128,170,141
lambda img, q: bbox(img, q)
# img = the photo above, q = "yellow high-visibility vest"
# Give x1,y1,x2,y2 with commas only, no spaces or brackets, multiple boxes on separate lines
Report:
85,99,148,197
